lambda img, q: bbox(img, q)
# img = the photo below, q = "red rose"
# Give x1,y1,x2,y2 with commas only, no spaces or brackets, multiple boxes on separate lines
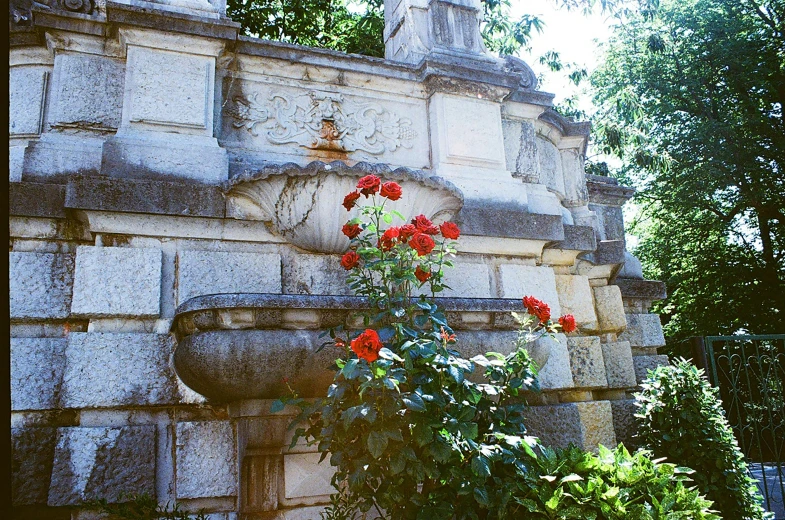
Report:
343,191,361,211
357,175,381,196
558,314,577,333
414,265,431,283
409,233,435,256
523,295,551,323
411,214,439,235
399,224,417,243
439,221,461,240
378,227,400,251
380,181,403,201
342,223,362,239
351,329,383,363
341,251,360,270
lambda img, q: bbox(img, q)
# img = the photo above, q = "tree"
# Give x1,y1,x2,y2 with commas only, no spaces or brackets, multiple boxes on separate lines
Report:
590,0,785,352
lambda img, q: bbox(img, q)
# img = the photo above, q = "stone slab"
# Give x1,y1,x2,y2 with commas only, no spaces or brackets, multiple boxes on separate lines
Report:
566,336,608,389
610,399,640,450
9,182,67,218
177,250,282,306
615,279,668,301
9,65,48,136
525,400,616,452
555,275,597,330
10,252,75,320
283,254,351,296
535,135,566,197
11,337,67,411
61,333,178,408
65,175,225,218
600,341,636,389
283,452,336,500
12,427,57,506
633,355,670,384
618,313,666,348
176,421,238,499
71,246,162,318
593,285,627,333
438,261,493,299
48,425,156,506
499,264,562,318
534,333,574,390
458,204,564,241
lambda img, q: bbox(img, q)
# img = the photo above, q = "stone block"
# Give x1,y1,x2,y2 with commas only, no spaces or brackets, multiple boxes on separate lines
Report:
177,250,282,306
176,421,237,499
11,337,67,411
535,136,566,197
600,341,636,389
566,336,608,389
283,254,351,296
618,313,666,348
554,275,597,330
502,119,539,182
499,264,562,317
283,452,336,500
633,355,670,384
12,427,57,506
48,425,156,506
61,333,178,408
432,261,492,299
534,333,574,390
593,285,627,333
22,133,105,180
71,246,162,318
10,65,48,136
10,252,75,320
610,399,640,450
525,401,616,452
49,54,124,130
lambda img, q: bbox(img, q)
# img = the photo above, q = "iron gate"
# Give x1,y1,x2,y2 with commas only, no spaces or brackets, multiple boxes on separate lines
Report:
697,335,785,518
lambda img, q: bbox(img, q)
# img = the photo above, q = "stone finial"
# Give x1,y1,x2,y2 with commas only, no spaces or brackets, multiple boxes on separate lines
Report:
384,0,493,65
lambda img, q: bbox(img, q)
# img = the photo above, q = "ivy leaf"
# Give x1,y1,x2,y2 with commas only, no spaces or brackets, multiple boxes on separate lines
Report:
367,431,389,458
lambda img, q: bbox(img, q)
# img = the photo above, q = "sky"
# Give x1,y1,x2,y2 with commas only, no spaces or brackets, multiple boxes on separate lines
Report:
510,0,615,115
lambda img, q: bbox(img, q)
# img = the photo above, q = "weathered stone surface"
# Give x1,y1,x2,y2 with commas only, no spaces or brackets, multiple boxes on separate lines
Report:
177,251,282,306
10,252,75,321
458,203,564,241
600,341,636,389
618,313,666,348
12,427,57,506
593,285,627,333
534,333,574,390
61,333,178,408
71,246,162,318
499,264,562,317
49,54,124,130
48,425,156,506
536,135,566,197
610,399,640,450
9,182,66,218
554,275,597,330
525,401,616,452
503,119,539,182
566,336,608,389
633,355,670,384
176,421,238,499
615,278,668,301
283,452,336,500
617,251,644,280
11,337,67,411
439,261,493,298
9,65,48,136
283,254,351,296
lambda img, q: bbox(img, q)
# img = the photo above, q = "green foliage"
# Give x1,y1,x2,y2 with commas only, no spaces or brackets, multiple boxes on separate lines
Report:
87,493,207,520
590,0,785,351
508,444,720,519
634,358,772,519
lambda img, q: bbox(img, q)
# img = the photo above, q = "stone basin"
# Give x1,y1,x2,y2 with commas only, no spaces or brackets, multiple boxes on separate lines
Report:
172,294,551,402
224,161,464,253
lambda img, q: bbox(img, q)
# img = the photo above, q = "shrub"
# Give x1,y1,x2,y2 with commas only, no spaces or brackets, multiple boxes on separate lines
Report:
634,358,771,519
509,444,720,519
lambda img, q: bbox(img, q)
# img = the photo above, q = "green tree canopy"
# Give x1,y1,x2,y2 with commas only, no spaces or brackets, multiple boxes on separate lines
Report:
590,0,785,351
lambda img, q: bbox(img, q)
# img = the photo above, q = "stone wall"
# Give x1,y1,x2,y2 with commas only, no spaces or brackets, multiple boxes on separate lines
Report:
9,1,668,517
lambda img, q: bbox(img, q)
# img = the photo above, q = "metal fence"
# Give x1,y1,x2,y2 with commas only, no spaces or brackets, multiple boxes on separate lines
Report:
695,334,785,518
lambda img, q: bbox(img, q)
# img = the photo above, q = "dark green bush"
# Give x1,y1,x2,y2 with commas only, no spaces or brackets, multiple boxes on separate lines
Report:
634,358,770,519
508,444,720,519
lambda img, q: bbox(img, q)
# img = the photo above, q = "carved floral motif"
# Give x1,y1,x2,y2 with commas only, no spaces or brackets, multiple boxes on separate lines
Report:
228,90,417,155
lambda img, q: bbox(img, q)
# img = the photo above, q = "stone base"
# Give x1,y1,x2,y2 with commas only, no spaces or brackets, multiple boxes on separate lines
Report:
525,400,617,452
102,132,229,183
22,133,105,182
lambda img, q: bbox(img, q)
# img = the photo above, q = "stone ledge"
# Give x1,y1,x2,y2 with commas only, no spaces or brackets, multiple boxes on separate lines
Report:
32,7,107,37
614,278,668,301
546,225,596,252
586,175,635,206
580,239,625,266
9,26,45,47
9,183,67,219
65,175,225,218
458,203,564,242
106,1,241,40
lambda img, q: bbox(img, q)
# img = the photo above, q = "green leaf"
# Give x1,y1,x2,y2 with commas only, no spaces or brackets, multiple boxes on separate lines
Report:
471,455,491,478
403,392,426,412
270,399,285,413
367,431,388,458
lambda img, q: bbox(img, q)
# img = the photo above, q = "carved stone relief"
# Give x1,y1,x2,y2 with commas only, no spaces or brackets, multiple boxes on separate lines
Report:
227,90,417,156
